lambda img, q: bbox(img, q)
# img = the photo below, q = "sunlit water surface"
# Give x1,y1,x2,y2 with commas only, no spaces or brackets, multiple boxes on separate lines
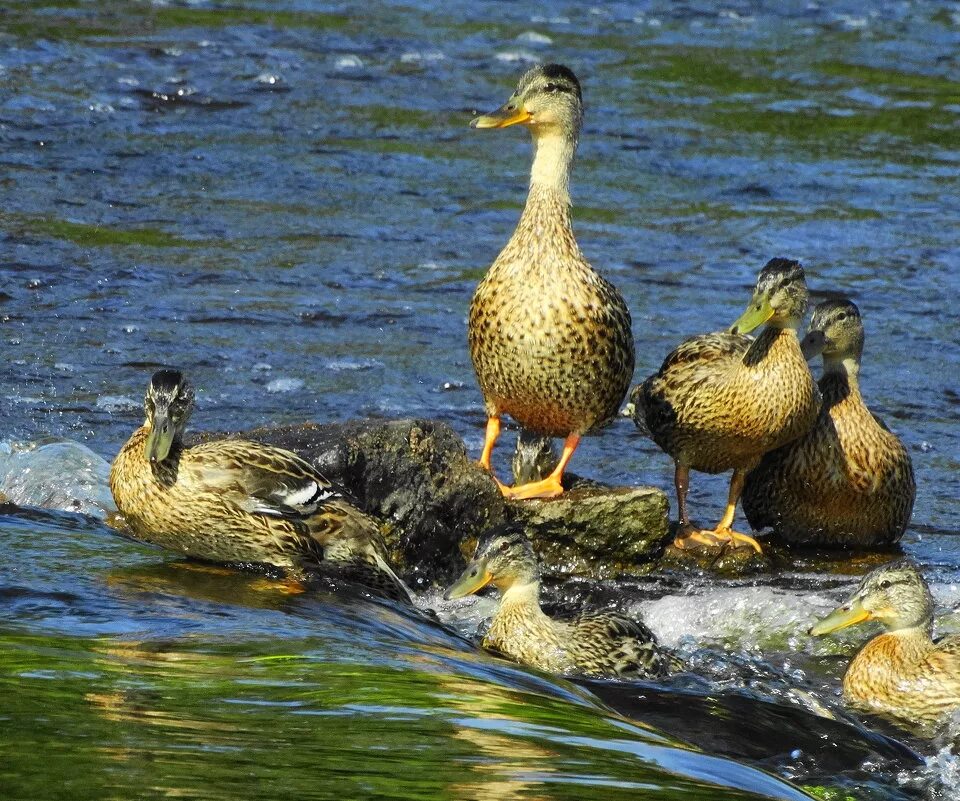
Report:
2,1,959,799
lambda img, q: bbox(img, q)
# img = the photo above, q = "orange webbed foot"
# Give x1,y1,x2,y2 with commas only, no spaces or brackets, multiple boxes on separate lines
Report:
501,475,564,500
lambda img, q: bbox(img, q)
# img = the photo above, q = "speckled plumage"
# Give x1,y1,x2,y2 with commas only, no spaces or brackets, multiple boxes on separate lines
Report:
742,299,914,546
636,326,818,474
811,561,960,734
470,185,634,437
468,65,634,497
110,370,412,604
630,259,819,546
445,526,676,679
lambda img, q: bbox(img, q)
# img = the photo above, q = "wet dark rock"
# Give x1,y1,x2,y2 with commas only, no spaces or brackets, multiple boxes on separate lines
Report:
208,418,671,584
658,537,772,576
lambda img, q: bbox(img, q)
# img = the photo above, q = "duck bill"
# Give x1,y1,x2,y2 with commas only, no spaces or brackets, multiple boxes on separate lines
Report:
729,295,774,335
801,330,829,361
145,413,175,463
444,562,493,600
471,103,532,129
809,599,871,636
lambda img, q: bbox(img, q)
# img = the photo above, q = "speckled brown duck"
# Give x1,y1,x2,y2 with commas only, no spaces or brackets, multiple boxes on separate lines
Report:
109,369,412,604
631,258,819,553
810,560,960,733
742,299,915,547
468,64,634,500
445,524,677,679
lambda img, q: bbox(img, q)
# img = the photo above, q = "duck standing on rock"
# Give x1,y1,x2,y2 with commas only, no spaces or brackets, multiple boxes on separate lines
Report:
468,64,634,500
109,369,412,604
810,560,960,734
742,299,915,547
445,524,676,679
631,258,820,553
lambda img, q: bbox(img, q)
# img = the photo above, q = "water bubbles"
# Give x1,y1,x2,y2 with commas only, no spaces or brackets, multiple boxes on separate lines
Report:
255,72,281,86
516,31,552,46
95,395,139,413
494,50,539,64
53,363,74,373
266,378,304,393
334,55,364,71
251,362,272,373
400,51,445,65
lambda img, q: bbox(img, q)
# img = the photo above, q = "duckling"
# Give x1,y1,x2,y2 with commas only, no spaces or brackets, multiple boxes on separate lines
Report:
742,299,915,547
810,560,960,733
109,369,412,604
444,524,676,679
469,64,634,500
631,258,819,553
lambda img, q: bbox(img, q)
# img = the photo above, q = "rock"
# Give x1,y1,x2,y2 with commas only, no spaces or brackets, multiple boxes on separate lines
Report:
205,418,671,584
510,485,670,577
657,536,772,577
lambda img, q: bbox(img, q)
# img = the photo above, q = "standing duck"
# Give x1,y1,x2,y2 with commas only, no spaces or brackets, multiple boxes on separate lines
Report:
109,369,412,604
742,299,915,547
810,560,960,733
631,258,819,552
468,64,634,500
444,524,676,679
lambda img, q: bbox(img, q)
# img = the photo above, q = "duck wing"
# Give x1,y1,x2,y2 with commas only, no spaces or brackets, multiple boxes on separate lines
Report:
188,440,349,519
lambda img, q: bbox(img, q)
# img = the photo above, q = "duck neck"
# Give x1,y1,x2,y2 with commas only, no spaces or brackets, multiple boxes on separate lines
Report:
492,581,549,629
505,131,580,266
743,325,800,367
529,129,576,199
819,357,862,406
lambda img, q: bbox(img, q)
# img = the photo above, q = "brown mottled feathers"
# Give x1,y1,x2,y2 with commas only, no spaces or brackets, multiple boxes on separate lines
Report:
742,372,915,547
110,428,412,604
469,187,634,439
633,327,819,474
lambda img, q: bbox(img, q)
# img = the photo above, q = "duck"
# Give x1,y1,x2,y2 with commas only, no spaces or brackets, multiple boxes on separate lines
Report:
631,258,819,553
809,560,960,733
444,524,676,679
109,369,413,604
742,298,915,547
511,429,559,486
468,64,634,500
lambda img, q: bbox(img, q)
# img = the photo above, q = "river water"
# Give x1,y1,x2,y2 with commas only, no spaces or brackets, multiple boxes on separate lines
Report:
2,1,959,799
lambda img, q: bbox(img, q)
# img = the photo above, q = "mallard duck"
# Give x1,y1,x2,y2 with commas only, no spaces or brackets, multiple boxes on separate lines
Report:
109,369,412,604
511,429,559,486
742,299,915,547
468,64,634,500
810,560,960,732
631,258,819,553
444,524,676,679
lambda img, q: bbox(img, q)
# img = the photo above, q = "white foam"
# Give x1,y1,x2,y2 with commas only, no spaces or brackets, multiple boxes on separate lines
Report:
0,439,115,518
516,31,552,45
266,378,305,393
495,50,539,64
95,395,139,413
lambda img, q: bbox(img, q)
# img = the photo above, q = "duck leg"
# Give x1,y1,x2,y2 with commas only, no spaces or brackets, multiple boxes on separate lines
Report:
502,433,579,500
672,466,762,553
478,416,507,490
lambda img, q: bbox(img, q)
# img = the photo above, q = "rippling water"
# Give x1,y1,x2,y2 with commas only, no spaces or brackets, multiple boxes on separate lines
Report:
2,1,959,798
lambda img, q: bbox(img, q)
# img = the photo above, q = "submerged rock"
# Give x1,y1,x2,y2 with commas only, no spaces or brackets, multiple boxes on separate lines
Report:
207,418,670,584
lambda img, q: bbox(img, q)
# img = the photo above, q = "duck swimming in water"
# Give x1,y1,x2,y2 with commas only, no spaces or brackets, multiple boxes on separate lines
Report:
445,524,676,679
109,369,412,604
810,560,960,734
468,64,634,500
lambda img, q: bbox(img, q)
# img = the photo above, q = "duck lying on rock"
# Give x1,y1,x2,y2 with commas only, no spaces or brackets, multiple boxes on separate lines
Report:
445,524,678,679
810,560,960,733
109,369,412,604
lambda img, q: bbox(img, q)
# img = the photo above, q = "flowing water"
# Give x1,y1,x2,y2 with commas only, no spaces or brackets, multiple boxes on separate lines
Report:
2,1,960,798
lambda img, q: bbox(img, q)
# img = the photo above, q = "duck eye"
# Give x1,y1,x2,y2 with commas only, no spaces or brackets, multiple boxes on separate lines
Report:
543,82,565,94
498,541,510,553
878,579,892,589
837,312,847,321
